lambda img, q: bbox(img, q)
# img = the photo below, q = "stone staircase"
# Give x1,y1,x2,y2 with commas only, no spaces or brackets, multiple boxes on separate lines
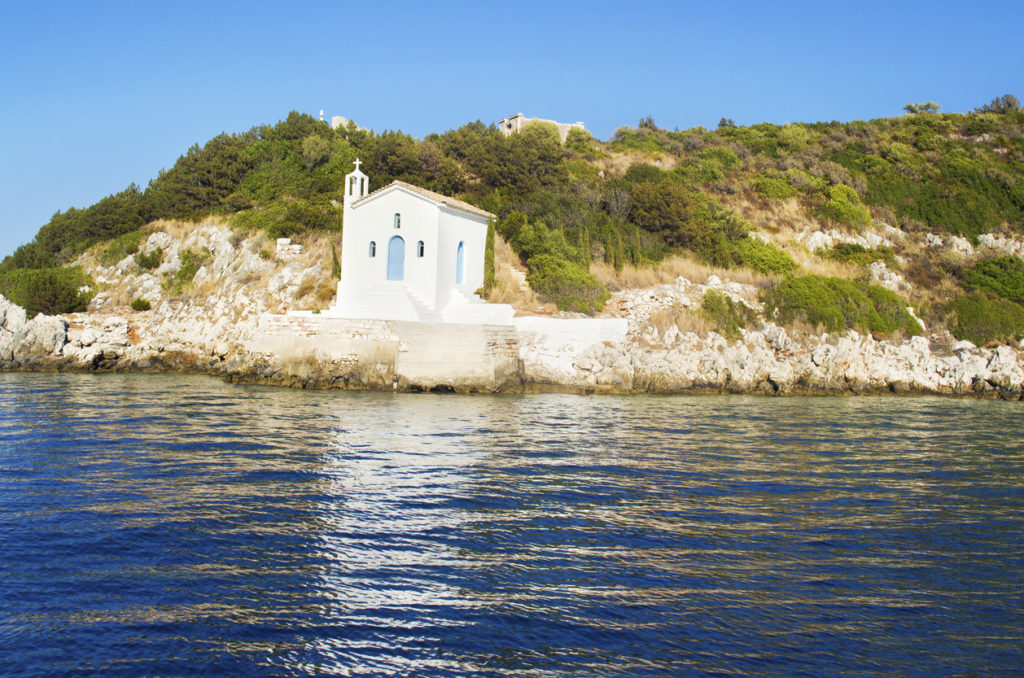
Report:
328,284,420,321
323,284,514,325
505,264,530,294
406,288,442,322
442,288,514,325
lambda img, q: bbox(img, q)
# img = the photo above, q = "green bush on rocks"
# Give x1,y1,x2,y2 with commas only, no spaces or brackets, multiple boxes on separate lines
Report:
760,275,922,336
0,266,93,316
525,254,609,314
946,291,1024,345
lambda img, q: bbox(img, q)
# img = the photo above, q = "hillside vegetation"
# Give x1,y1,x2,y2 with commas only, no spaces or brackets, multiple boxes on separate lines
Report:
3,96,1024,344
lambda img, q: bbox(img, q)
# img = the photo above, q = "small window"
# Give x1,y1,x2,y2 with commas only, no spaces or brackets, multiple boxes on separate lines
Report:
369,241,376,257
417,240,425,257
394,213,401,229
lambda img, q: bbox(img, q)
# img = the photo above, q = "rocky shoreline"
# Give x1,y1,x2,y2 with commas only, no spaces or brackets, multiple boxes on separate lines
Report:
3,292,1022,399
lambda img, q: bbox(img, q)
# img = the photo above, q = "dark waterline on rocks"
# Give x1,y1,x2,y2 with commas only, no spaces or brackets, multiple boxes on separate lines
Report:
1,372,1022,676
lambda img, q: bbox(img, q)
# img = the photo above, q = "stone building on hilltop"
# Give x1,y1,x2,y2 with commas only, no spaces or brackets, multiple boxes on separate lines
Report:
498,113,585,144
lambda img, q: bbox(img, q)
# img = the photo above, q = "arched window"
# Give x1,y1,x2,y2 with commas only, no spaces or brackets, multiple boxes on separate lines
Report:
417,240,425,257
456,241,465,284
394,213,401,229
368,241,376,257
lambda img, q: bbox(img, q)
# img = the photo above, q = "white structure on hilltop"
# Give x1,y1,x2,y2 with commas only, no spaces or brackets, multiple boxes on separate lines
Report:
325,160,513,324
330,115,363,131
498,113,585,144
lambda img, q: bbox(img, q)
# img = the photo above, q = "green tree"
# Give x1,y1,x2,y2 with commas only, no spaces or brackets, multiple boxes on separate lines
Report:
631,180,746,254
974,94,1021,113
525,254,609,313
903,101,941,115
331,243,341,279
483,219,496,295
0,267,93,316
302,135,332,168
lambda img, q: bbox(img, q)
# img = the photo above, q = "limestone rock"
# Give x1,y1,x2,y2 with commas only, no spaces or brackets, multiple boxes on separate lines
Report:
987,346,1024,390
978,233,1024,258
869,261,910,293
145,231,174,254
0,295,29,360
17,314,68,357
949,236,974,256
799,227,895,253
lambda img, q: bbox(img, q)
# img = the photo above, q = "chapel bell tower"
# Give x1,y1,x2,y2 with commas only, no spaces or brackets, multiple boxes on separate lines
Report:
344,159,369,212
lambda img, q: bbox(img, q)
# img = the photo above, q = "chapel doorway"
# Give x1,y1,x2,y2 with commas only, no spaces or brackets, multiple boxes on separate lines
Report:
387,236,405,281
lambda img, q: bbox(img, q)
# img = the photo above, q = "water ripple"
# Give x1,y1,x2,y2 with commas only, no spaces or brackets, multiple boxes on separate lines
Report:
0,373,1022,676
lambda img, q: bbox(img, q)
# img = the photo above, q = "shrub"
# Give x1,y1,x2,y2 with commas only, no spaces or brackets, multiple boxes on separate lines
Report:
624,163,665,184
960,256,1024,304
610,127,666,154
734,237,798,275
0,266,93,316
565,127,600,157
100,230,145,266
702,289,759,340
166,248,210,292
751,172,797,200
699,146,739,170
130,297,151,311
331,243,341,279
946,291,1024,345
785,168,828,194
823,243,894,267
820,184,872,227
760,275,922,336
483,220,496,294
135,246,163,270
231,200,340,238
631,180,747,256
525,254,609,313
507,217,577,263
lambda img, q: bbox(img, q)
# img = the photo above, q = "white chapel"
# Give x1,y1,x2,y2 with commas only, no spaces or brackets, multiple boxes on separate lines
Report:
325,160,514,324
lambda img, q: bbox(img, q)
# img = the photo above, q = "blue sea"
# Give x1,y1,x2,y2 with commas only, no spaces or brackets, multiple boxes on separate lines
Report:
1,372,1022,676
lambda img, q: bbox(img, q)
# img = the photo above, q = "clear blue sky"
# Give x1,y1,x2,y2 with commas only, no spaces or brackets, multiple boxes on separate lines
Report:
1,0,1021,259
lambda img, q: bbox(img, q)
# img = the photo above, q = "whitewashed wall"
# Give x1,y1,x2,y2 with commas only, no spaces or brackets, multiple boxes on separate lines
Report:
339,189,440,307
436,207,488,309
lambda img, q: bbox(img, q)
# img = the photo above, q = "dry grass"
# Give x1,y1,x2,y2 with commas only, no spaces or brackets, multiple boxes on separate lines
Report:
727,195,809,233
315,281,337,305
488,264,555,312
493,233,519,267
593,150,679,177
783,243,863,279
786,317,831,343
592,253,776,291
488,234,555,312
104,284,137,309
291,231,337,263
147,218,198,240
295,279,316,300
648,304,711,336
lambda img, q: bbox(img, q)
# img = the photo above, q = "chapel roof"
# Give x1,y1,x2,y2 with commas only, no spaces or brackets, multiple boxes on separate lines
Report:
353,180,493,220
